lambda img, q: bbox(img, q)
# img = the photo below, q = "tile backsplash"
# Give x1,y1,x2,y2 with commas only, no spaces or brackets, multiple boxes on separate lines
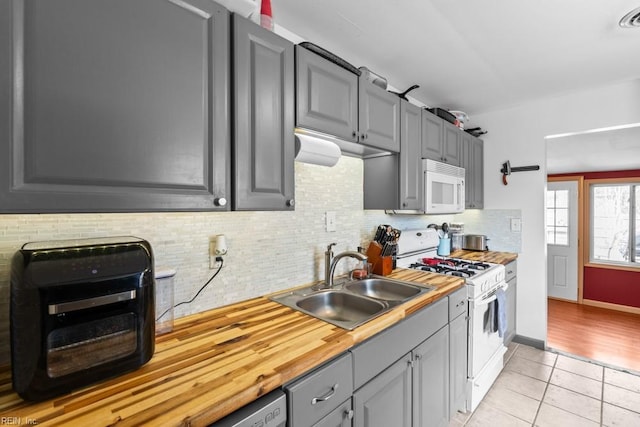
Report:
0,156,520,365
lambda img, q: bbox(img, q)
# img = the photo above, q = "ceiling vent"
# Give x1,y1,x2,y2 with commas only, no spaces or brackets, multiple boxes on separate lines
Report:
619,6,640,27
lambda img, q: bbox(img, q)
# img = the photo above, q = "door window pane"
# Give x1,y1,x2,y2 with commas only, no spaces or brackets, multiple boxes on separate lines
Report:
547,189,570,247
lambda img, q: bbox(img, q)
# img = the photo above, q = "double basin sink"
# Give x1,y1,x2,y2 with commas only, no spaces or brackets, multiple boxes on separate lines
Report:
270,276,436,330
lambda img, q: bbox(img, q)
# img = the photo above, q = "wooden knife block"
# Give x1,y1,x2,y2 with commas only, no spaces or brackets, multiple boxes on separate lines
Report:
366,242,393,276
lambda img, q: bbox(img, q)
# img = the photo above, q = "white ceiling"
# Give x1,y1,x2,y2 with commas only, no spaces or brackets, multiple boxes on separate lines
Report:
272,0,640,173
547,124,640,174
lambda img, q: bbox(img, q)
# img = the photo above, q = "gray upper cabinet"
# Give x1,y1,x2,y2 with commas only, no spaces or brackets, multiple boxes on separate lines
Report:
295,46,358,142
461,133,484,209
358,78,400,152
232,14,295,211
421,111,461,166
399,101,423,210
0,0,230,212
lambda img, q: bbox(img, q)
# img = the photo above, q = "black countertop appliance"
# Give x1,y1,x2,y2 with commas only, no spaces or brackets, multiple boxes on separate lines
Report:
10,236,155,401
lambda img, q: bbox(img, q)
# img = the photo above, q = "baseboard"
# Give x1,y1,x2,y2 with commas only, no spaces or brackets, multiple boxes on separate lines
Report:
547,296,577,303
512,335,545,350
582,299,640,315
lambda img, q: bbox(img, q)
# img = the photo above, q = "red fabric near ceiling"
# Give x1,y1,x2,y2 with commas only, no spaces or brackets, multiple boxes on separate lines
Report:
583,267,640,308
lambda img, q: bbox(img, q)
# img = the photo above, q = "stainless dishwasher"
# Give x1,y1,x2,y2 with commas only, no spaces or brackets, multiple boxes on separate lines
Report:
210,389,286,427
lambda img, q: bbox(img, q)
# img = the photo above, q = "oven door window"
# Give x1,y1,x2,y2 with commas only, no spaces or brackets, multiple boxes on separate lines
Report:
46,313,137,378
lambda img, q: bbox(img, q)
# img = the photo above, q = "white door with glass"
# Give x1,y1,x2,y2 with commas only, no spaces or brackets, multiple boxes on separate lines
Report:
547,181,578,301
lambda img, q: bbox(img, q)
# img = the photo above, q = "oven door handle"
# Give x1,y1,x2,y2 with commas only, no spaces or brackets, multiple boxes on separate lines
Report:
474,282,509,306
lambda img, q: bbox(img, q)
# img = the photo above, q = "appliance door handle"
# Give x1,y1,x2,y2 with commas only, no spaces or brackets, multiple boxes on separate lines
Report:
48,290,137,315
474,283,509,307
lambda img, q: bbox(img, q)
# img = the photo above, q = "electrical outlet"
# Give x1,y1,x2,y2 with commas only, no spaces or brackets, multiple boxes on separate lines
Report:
209,236,226,269
326,211,337,232
510,218,522,232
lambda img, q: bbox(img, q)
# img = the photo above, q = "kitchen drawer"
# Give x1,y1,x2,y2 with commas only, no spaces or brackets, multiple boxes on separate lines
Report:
505,261,517,283
350,297,448,389
448,287,467,321
313,399,353,427
285,352,353,427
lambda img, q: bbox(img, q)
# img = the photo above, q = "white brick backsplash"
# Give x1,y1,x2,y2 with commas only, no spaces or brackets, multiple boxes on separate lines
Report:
0,156,520,364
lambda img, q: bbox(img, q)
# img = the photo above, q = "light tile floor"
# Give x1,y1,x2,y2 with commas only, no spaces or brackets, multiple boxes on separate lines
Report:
450,343,640,427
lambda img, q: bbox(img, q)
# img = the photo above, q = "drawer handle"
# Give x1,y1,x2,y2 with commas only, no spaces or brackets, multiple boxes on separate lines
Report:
311,384,338,405
456,300,466,308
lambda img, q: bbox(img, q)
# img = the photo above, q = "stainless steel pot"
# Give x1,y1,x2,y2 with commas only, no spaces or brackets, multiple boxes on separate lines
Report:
462,234,489,251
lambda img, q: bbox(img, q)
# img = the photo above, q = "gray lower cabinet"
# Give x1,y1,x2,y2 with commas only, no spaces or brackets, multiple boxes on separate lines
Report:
414,326,450,427
0,0,231,212
285,292,467,427
285,353,353,427
232,14,295,210
448,287,468,417
421,111,461,166
358,77,400,152
504,261,517,345
295,46,358,143
314,399,353,427
461,133,484,209
353,353,413,427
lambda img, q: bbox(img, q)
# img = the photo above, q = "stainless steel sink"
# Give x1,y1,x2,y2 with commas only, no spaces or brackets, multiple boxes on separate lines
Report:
345,278,428,302
270,275,436,330
296,291,386,327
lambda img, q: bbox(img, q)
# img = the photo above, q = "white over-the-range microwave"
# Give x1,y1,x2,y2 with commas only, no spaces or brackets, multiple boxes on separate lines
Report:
386,159,465,215
424,158,465,214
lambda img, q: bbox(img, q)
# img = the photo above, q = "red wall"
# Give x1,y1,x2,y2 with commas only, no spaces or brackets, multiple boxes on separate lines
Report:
583,267,640,308
550,170,640,309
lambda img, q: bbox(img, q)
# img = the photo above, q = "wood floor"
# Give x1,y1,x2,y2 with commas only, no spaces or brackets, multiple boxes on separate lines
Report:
547,298,640,372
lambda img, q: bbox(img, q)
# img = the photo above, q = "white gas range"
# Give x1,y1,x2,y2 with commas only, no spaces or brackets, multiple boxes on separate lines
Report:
396,228,508,413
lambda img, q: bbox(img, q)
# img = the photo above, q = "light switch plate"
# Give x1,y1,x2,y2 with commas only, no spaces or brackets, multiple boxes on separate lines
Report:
326,211,337,232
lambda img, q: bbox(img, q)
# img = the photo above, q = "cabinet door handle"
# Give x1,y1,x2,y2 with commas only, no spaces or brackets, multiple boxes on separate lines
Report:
352,130,357,139
286,199,295,207
344,409,354,420
311,384,338,405
214,197,227,207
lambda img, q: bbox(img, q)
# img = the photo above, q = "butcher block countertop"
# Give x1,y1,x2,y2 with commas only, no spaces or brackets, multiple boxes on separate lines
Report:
450,249,518,265
0,269,466,426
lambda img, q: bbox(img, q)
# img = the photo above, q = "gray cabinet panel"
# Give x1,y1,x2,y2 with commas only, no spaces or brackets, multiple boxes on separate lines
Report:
314,399,353,427
421,111,444,160
353,354,412,427
461,133,484,209
399,101,422,210
449,310,468,417
442,122,461,166
422,111,462,166
286,353,353,427
448,287,468,321
363,155,399,210
232,14,294,211
505,261,517,345
351,297,447,389
413,326,450,427
1,0,230,212
358,78,400,152
295,46,358,142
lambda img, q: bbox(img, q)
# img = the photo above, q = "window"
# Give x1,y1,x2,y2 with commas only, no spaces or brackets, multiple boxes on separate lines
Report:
590,183,639,265
547,189,569,245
